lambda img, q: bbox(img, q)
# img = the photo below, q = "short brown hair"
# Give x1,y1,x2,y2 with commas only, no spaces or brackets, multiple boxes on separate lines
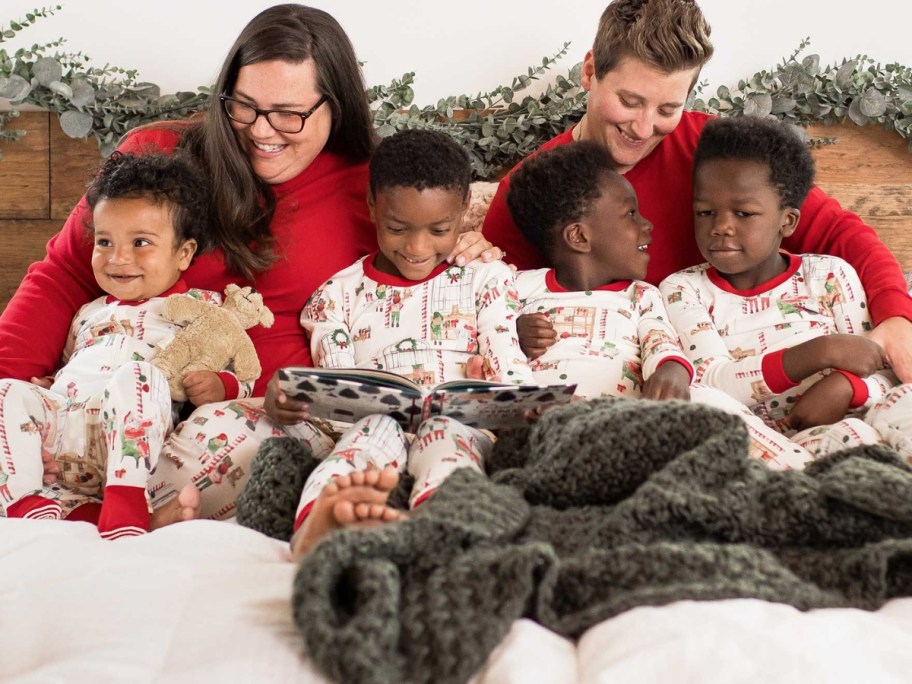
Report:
592,0,713,78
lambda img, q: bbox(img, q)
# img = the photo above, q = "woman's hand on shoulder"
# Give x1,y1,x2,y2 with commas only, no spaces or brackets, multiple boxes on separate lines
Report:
867,316,912,383
264,371,311,424
447,231,504,267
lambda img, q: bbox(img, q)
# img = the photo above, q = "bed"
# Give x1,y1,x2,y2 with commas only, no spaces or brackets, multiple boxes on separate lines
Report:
4,510,912,682
3,514,912,684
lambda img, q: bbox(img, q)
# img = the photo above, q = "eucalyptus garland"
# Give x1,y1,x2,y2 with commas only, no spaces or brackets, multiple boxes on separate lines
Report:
2,8,910,173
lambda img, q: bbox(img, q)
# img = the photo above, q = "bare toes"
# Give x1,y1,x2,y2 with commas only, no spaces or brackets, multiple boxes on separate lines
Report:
376,466,400,492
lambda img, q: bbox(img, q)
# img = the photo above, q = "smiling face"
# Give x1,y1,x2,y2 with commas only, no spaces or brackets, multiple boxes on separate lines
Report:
580,54,699,174
369,186,468,280
693,158,800,290
581,172,654,283
91,197,197,301
228,59,332,185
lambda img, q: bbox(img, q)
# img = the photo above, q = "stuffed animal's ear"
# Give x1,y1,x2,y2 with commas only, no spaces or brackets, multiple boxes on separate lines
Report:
224,283,241,298
258,304,275,329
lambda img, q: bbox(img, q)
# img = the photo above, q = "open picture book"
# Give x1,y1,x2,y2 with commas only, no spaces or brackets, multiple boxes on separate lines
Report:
277,366,577,431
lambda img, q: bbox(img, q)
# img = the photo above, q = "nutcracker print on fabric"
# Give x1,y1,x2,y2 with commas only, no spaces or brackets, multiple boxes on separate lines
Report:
289,129,534,559
507,140,821,472
0,151,229,539
659,116,912,465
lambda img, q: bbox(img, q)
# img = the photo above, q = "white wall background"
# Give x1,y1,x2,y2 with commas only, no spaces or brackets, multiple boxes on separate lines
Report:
3,1,911,104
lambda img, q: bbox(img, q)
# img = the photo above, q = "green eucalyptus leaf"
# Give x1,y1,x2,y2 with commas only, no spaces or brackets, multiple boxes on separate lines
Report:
847,97,870,125
69,80,96,107
744,92,772,117
375,123,396,138
835,60,858,89
770,95,798,114
897,85,912,101
48,80,72,99
857,87,887,117
806,94,832,117
33,55,62,86
801,54,820,73
0,73,30,101
59,110,94,138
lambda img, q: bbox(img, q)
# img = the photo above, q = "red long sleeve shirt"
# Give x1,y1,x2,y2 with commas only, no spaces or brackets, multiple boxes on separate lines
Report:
482,110,912,325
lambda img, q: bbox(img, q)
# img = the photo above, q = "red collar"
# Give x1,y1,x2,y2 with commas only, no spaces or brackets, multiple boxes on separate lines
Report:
706,253,801,296
104,278,190,307
363,252,452,286
545,269,633,293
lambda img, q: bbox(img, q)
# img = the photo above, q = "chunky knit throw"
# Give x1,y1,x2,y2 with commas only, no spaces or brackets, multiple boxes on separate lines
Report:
244,398,912,684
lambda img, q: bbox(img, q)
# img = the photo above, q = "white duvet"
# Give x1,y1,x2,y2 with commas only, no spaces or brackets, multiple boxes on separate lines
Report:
2,518,911,684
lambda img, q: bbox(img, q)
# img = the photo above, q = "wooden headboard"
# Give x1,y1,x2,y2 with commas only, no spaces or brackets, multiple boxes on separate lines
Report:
1,114,910,313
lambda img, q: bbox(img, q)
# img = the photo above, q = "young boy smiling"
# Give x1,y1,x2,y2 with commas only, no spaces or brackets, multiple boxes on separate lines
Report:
264,129,534,557
0,152,242,537
660,116,912,460
507,140,693,401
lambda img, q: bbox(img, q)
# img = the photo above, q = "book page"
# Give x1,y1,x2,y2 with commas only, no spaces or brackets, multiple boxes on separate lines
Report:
428,383,577,429
278,367,424,429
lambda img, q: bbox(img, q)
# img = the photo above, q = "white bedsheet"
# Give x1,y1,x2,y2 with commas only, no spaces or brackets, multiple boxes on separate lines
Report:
2,518,911,683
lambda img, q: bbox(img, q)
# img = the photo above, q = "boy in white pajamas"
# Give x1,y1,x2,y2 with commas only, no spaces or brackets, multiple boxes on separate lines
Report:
659,116,912,461
506,140,816,470
0,152,252,539
264,129,534,557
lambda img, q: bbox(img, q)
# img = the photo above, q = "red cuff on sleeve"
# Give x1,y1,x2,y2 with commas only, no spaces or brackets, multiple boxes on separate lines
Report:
218,372,240,400
831,370,869,409
656,356,694,382
761,349,799,393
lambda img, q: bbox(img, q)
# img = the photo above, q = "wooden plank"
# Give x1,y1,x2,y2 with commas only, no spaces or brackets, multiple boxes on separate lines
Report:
49,119,105,220
809,121,912,272
0,219,60,313
808,122,912,185
0,112,50,219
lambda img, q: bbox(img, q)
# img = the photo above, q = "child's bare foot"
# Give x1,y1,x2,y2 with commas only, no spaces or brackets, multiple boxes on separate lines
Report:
291,466,403,560
149,484,201,530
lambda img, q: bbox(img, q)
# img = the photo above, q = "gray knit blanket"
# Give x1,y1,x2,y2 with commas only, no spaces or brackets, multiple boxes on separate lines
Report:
238,398,912,684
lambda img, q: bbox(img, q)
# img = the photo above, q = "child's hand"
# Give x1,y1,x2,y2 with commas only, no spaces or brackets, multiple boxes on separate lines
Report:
183,371,226,406
642,361,691,400
522,405,546,423
785,372,853,431
517,313,557,360
30,375,54,389
42,450,61,485
785,334,886,381
264,371,312,425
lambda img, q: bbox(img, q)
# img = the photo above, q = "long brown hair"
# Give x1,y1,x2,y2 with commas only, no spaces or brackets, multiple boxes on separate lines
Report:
180,4,374,280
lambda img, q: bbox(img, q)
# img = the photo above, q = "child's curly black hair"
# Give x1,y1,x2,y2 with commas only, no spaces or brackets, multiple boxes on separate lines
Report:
506,141,617,253
85,151,213,256
693,117,815,209
369,128,471,199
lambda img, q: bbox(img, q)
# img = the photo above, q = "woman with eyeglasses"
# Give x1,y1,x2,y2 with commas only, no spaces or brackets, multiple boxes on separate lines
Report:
0,4,503,527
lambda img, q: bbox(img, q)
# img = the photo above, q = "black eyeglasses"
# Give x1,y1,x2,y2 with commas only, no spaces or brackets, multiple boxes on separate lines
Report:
219,94,328,134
